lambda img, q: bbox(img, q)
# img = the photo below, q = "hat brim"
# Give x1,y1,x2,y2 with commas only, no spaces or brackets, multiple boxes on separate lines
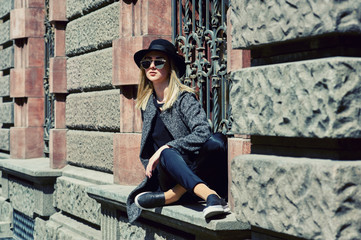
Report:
134,49,186,78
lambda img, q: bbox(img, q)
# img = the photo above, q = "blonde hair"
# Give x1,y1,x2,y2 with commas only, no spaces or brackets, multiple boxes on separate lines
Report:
136,61,194,111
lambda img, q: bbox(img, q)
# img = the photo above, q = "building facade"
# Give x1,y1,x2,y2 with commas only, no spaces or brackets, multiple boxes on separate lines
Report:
0,0,360,239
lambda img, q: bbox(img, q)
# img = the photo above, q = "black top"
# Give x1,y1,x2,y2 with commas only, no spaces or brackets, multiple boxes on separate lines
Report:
151,97,174,151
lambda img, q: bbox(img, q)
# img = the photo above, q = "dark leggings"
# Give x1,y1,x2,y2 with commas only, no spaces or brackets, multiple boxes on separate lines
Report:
156,133,228,199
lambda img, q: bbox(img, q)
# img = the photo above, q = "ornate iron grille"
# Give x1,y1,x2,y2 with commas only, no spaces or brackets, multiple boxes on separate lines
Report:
13,210,35,240
172,0,231,134
43,0,55,156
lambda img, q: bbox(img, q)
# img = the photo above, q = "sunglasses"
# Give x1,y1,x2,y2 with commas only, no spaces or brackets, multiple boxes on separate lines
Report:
140,59,167,69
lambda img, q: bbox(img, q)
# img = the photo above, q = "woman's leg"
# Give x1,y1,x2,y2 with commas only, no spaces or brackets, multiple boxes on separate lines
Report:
159,148,205,194
195,133,228,198
164,184,187,204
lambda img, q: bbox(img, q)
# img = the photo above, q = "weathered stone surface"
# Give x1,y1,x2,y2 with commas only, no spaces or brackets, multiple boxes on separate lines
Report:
65,2,119,56
35,212,100,240
66,130,114,172
54,176,101,225
8,177,35,217
231,57,361,138
231,154,361,240
118,215,188,240
0,129,10,151
0,197,12,239
66,0,115,20
0,46,14,71
67,47,113,92
0,0,13,19
66,89,120,131
0,102,13,124
0,20,10,45
0,75,10,97
230,0,361,49
0,196,12,222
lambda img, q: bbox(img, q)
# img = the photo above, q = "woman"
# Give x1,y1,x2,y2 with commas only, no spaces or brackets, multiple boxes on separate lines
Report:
127,39,229,222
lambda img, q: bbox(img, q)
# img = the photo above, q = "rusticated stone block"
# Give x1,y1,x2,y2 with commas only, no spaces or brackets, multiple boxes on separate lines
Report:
66,130,114,172
34,212,101,240
0,0,13,19
10,8,44,39
9,177,35,216
117,214,188,240
66,89,120,131
67,47,113,92
66,0,115,19
54,176,100,225
65,2,119,56
0,102,13,124
113,133,144,185
0,20,10,45
0,46,14,71
231,57,361,138
7,176,55,217
0,129,10,151
231,154,361,240
0,196,12,224
230,0,361,49
0,75,10,97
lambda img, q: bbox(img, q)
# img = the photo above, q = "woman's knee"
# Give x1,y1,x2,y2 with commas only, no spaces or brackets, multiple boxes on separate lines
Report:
160,148,181,166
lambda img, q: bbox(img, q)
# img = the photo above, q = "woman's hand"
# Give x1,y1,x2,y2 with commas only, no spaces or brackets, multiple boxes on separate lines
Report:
146,145,170,178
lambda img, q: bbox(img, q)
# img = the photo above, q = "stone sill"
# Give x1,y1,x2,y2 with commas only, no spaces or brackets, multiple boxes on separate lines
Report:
0,158,62,183
87,184,251,236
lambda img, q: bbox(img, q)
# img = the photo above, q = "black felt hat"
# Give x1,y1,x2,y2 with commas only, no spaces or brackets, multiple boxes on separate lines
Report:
134,39,186,77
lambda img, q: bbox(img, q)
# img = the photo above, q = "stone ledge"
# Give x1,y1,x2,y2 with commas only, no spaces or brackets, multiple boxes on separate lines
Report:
0,158,62,182
87,184,250,239
62,164,113,185
0,158,62,217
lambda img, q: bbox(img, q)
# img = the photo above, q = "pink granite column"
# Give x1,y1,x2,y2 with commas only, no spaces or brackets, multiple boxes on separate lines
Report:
48,0,67,168
9,0,45,159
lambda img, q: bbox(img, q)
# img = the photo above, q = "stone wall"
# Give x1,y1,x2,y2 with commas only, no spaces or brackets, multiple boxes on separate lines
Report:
65,0,119,172
0,0,13,156
230,0,361,239
0,1,13,237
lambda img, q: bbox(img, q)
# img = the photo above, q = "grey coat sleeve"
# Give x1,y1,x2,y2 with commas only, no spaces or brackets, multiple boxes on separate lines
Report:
166,92,211,154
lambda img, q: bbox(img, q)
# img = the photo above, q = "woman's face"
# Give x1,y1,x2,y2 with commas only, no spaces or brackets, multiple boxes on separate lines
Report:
142,51,170,85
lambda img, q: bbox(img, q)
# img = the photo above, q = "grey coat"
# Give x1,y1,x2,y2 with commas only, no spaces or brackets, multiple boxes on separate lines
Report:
127,91,211,223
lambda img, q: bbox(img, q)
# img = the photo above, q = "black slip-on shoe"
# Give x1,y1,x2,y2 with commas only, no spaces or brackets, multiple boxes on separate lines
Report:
134,191,165,210
203,194,230,219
